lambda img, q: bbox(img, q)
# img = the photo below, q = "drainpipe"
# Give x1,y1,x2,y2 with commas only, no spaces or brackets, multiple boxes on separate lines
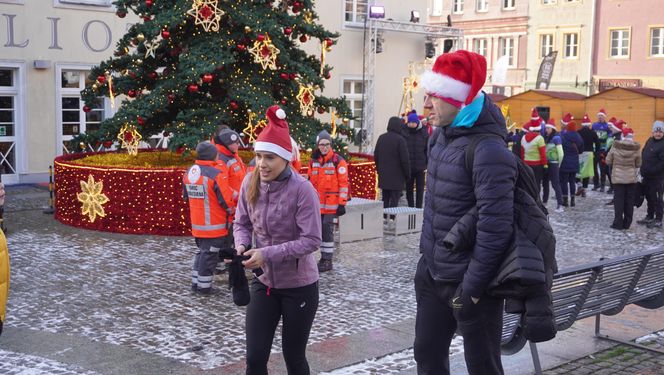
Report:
587,0,597,96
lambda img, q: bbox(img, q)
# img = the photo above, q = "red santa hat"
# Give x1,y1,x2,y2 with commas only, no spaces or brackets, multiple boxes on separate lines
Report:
420,50,487,108
567,121,578,132
622,127,634,139
254,105,292,161
531,108,540,121
607,117,617,127
561,113,574,126
581,114,592,126
612,119,625,132
597,108,607,117
529,118,542,132
545,118,557,130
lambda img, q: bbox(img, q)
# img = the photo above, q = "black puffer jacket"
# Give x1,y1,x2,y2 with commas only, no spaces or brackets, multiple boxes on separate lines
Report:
374,117,410,190
578,126,600,153
640,137,664,180
403,124,429,173
419,95,517,299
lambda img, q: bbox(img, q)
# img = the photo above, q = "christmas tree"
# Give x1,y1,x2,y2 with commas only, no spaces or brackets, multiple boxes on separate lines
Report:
76,0,352,153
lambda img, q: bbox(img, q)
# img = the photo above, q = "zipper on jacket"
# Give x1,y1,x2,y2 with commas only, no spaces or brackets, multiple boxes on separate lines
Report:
264,182,277,288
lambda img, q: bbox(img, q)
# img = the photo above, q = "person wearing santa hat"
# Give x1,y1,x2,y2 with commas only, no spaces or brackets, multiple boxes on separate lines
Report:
559,120,585,208
577,113,599,196
592,110,611,191
521,117,548,194
233,105,322,374
403,110,429,209
415,50,517,375
308,129,349,272
543,118,565,212
606,127,641,229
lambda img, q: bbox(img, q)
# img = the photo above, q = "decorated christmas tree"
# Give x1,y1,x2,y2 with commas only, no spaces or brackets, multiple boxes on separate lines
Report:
76,0,352,154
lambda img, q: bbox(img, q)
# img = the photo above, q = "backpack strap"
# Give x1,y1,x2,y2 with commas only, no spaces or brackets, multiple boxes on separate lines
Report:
464,134,501,174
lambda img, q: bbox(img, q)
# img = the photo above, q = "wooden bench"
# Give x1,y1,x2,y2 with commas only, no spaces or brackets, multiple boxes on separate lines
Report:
499,247,664,374
383,207,423,235
337,198,384,243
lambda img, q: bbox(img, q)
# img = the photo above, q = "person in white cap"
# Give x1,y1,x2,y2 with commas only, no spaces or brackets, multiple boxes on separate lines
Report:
637,120,664,228
415,50,518,375
233,105,322,374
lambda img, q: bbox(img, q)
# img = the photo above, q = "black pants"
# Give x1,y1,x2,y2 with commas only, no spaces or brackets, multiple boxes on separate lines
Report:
193,236,228,290
593,151,608,188
612,184,636,229
413,257,504,375
246,281,319,375
406,170,425,208
320,214,335,260
529,165,544,195
382,189,401,208
644,178,664,221
560,171,577,197
542,163,563,206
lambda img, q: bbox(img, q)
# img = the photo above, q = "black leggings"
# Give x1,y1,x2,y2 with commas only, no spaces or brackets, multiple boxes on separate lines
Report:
246,280,319,375
406,170,426,208
560,171,577,197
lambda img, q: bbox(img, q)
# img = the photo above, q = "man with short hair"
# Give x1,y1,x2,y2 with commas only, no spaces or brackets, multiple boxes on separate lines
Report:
414,50,516,375
637,121,664,228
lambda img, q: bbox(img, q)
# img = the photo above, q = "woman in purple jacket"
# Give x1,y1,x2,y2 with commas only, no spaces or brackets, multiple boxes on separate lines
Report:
234,106,322,375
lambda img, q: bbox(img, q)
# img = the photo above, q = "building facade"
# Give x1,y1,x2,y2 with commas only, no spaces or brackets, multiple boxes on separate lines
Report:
525,0,594,95
592,0,664,93
0,0,434,183
428,0,529,96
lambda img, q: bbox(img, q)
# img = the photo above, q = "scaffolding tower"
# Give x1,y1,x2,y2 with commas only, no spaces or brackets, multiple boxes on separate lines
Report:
361,19,463,151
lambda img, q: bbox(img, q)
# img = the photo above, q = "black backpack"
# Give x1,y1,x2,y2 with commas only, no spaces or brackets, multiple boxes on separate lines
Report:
464,134,557,297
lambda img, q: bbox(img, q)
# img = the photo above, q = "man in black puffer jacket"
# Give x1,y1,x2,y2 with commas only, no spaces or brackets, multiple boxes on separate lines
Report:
637,120,664,228
414,50,517,375
374,117,410,208
403,111,429,208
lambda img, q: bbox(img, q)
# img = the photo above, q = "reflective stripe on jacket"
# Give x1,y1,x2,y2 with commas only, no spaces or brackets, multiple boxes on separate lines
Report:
0,229,8,333
183,160,234,238
307,152,349,214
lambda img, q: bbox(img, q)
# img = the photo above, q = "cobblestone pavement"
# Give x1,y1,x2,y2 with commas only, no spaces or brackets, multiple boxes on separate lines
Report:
0,349,100,374
1,185,664,374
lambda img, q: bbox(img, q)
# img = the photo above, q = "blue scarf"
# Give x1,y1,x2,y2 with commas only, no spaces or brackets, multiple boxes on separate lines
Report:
451,92,485,128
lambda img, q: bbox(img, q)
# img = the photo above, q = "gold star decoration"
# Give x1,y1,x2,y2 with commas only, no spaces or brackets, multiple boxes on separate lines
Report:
242,110,267,144
296,83,316,115
144,37,161,59
116,123,143,156
186,0,224,33
248,34,280,70
303,10,314,24
77,174,110,223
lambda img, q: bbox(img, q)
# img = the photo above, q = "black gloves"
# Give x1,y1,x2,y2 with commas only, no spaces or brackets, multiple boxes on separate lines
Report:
336,205,346,216
451,285,479,319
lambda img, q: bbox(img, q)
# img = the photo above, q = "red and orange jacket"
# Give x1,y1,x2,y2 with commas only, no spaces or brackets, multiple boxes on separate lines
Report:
307,151,349,214
183,160,235,238
214,144,246,207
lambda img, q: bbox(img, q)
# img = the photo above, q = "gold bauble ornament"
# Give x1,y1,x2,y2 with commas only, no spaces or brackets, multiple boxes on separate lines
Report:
137,33,145,42
244,26,252,32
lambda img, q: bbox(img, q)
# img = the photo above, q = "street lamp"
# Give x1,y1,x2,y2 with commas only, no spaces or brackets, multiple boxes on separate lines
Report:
369,5,385,19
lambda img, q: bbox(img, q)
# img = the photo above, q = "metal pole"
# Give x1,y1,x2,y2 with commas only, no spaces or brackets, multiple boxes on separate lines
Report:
43,165,55,214
359,12,368,154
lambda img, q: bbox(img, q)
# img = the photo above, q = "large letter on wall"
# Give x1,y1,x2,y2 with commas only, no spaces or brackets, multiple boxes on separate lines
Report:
48,17,62,50
3,14,29,48
82,20,112,53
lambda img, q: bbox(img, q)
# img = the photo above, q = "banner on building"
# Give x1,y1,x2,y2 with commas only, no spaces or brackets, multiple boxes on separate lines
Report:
598,79,642,92
535,51,558,90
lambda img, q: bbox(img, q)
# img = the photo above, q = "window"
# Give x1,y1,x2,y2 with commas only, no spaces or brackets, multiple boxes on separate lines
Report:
563,33,578,59
345,0,368,24
431,0,443,16
0,68,19,176
650,27,664,57
476,0,488,12
610,29,630,58
473,38,487,57
499,37,514,65
542,0,555,4
58,69,109,154
503,0,515,9
58,0,111,5
453,0,464,13
343,80,364,129
540,34,554,58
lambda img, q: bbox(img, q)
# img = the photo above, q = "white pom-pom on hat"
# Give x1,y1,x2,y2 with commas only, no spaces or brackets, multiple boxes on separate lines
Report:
276,108,286,119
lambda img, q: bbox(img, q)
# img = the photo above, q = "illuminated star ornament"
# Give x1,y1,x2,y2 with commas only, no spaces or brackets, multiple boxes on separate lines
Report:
144,37,161,59
296,83,316,115
77,174,110,223
187,0,224,33
117,124,143,156
248,34,280,70
243,110,267,144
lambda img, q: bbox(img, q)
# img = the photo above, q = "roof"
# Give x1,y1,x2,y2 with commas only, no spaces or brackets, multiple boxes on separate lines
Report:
617,87,664,98
504,89,586,100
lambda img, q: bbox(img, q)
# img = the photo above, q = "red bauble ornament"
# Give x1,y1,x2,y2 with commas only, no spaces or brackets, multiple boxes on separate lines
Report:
230,101,239,110
116,10,127,18
280,99,287,105
176,146,185,154
280,73,289,80
127,90,137,98
145,0,153,7
289,73,297,80
299,35,308,43
202,73,214,83
188,83,199,93
257,34,265,42
103,140,113,148
237,44,246,51
137,116,146,126
97,75,106,84
161,30,170,39
148,71,158,80
167,93,175,103
325,38,334,47
325,71,331,79
143,15,151,22
82,105,91,113
317,107,326,114
284,27,292,36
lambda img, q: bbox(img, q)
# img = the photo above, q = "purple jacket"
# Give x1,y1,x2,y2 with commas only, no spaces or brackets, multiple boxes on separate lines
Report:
233,169,322,289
